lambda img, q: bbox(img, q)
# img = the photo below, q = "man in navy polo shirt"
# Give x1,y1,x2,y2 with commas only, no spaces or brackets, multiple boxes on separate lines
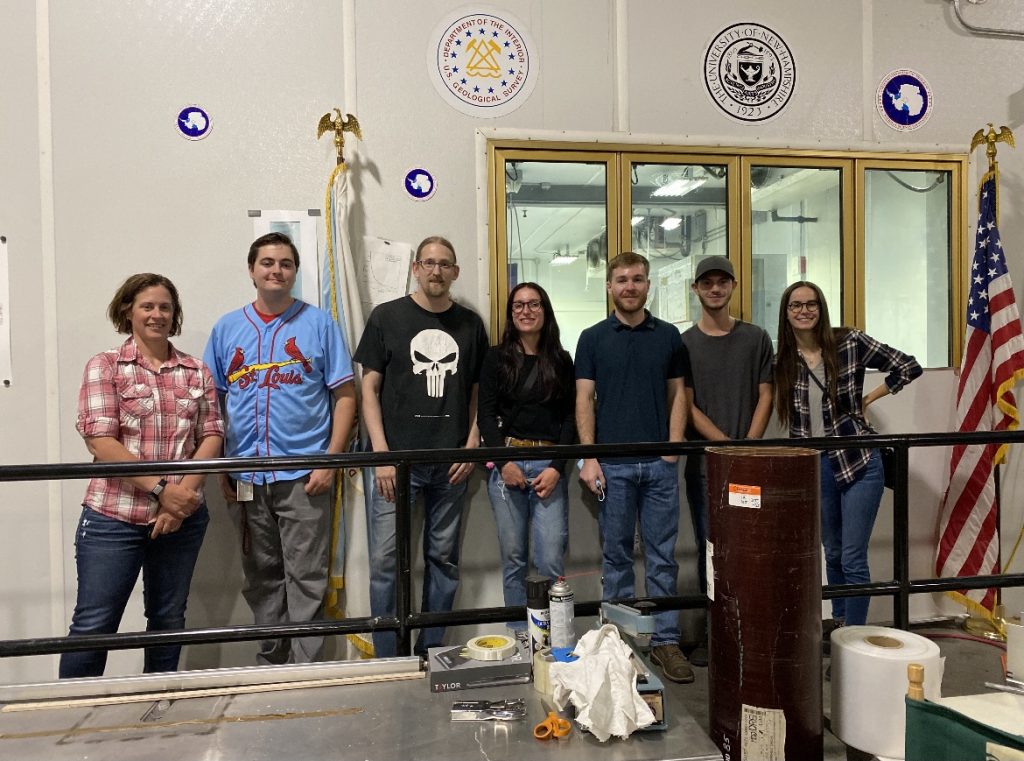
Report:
205,232,357,665
575,251,693,684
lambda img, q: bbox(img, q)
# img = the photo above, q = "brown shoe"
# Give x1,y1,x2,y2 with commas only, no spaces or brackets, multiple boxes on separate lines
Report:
650,644,695,684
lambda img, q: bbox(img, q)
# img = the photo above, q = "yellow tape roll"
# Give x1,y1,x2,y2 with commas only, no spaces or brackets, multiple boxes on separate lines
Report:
464,634,517,661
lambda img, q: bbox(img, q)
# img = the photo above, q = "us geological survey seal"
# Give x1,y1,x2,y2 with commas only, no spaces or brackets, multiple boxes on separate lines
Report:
429,9,537,118
704,23,795,123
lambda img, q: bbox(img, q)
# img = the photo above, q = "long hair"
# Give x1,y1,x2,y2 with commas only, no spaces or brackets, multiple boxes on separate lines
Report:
774,281,843,427
498,282,570,401
107,273,183,337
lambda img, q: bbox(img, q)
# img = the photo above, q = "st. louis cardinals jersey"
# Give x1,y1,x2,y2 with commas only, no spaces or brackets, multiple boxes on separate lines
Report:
204,300,353,483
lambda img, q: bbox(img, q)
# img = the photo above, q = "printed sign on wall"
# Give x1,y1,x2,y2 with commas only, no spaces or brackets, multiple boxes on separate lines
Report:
877,69,932,131
428,8,537,118
704,23,796,124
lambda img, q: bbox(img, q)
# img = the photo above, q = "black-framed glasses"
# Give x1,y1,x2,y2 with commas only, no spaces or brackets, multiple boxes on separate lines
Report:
787,300,820,313
416,259,455,272
511,299,542,313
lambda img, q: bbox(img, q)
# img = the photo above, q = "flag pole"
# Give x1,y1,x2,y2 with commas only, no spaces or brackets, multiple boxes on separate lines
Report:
963,124,1015,641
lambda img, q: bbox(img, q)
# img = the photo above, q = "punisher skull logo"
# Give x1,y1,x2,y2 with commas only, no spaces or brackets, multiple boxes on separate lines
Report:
410,329,459,398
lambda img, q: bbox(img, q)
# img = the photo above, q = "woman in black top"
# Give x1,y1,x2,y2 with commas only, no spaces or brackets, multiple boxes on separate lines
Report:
478,282,576,619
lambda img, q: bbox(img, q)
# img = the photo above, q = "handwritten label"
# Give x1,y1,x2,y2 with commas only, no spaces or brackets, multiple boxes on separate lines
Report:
728,483,762,509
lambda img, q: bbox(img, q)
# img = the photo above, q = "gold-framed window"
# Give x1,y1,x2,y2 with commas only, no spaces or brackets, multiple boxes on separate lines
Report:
487,140,967,368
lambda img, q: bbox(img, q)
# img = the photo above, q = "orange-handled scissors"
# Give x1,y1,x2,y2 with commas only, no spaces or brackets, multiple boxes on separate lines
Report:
533,699,572,740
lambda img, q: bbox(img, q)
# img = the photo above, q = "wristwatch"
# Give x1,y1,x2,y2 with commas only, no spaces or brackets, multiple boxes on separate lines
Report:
150,478,168,501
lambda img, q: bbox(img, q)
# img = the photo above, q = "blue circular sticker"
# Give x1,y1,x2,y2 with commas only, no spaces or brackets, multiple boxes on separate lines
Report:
877,70,932,131
177,105,211,140
405,168,437,201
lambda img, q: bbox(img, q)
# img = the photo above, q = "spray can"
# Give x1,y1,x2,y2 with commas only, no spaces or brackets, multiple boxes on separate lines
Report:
549,577,576,649
526,575,551,654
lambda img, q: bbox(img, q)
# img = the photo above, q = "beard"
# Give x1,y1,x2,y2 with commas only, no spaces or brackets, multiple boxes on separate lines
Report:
612,292,648,315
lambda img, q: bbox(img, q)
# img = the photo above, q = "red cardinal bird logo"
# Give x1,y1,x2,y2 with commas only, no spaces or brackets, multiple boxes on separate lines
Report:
227,346,245,376
284,337,312,373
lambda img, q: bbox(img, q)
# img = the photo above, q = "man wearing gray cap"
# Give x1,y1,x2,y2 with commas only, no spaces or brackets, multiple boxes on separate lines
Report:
682,255,773,667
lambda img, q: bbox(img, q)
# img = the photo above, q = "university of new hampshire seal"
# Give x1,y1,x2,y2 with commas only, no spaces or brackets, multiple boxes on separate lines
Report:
429,9,537,118
704,23,796,124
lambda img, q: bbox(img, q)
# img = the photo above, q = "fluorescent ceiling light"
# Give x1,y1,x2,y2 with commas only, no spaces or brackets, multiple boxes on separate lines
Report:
660,217,682,231
630,216,644,226
652,177,707,198
550,253,579,266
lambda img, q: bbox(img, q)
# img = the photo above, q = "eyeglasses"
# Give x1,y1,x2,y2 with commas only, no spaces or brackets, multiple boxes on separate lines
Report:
511,299,542,313
787,300,820,313
416,259,455,272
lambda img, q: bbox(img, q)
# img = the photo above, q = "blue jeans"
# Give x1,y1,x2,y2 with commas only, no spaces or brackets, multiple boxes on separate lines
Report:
367,463,468,657
820,451,884,626
486,459,568,624
59,505,209,678
684,453,709,596
599,458,681,645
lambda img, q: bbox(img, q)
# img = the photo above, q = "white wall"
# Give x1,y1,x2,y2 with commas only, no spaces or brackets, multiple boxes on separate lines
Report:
3,0,1024,683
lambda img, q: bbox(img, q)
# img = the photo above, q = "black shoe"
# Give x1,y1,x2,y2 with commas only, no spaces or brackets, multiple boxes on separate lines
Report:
822,618,844,656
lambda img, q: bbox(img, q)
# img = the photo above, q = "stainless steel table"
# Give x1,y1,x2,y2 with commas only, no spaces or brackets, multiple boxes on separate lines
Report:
0,659,721,760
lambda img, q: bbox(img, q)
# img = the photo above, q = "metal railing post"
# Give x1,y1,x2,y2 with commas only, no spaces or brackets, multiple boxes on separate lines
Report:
892,443,911,629
394,461,412,656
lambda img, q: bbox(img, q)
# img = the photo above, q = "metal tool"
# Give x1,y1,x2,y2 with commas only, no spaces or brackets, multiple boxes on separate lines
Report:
533,697,572,740
450,698,527,722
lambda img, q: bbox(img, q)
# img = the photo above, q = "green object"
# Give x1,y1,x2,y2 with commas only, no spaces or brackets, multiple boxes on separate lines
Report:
905,697,1024,761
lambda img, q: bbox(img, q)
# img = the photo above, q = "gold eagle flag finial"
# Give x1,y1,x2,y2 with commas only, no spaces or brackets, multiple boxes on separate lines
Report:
970,123,1014,172
317,109,362,166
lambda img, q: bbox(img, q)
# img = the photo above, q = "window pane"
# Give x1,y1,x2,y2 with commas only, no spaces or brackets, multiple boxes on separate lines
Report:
505,160,608,356
864,169,950,367
630,163,728,332
749,166,842,345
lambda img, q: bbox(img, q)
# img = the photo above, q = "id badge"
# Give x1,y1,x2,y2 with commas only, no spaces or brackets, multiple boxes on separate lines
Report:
236,480,253,502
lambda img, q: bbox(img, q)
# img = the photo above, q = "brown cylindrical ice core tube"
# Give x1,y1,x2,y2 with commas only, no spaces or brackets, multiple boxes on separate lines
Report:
706,446,822,761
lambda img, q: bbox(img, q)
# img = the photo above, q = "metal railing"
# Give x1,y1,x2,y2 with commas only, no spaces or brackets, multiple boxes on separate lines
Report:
1,430,1023,662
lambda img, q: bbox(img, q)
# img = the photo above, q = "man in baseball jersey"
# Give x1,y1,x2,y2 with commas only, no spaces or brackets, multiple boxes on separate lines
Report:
205,232,356,664
355,235,488,657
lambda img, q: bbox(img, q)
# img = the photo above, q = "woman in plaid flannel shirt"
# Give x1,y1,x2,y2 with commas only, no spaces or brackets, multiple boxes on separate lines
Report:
774,281,921,628
60,274,223,678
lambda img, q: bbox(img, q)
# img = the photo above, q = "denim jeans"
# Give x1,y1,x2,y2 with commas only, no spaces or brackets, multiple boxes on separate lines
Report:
367,463,468,657
59,505,209,678
820,450,884,626
486,459,568,625
683,453,709,596
599,458,681,646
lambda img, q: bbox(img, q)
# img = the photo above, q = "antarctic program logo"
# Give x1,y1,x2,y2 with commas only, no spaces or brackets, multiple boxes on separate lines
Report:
429,9,537,118
704,23,796,123
877,69,932,131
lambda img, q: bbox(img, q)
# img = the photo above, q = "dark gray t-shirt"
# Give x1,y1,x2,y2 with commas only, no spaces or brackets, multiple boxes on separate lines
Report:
355,295,488,451
682,320,773,440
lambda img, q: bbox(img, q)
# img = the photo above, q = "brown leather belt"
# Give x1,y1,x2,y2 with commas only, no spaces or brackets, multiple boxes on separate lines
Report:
505,436,557,448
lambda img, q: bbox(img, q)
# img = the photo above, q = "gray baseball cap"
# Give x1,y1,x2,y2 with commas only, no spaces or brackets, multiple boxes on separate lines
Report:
694,255,735,281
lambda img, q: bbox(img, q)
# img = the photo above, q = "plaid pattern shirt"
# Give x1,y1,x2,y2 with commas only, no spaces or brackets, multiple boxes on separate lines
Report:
788,329,922,485
77,337,224,524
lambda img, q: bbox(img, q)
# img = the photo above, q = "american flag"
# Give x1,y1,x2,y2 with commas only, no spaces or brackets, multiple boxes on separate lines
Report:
935,174,1024,614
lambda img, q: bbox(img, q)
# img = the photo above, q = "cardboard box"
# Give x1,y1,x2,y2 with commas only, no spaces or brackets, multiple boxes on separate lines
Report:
428,640,532,693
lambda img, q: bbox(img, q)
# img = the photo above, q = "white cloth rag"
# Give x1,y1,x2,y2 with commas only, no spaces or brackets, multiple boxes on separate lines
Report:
549,624,655,741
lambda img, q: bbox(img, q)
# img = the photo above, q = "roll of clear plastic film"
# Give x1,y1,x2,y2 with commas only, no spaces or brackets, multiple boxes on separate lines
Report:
831,625,944,759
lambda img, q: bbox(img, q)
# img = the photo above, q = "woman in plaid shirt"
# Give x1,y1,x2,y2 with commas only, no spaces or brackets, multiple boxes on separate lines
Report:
60,274,223,678
774,281,921,628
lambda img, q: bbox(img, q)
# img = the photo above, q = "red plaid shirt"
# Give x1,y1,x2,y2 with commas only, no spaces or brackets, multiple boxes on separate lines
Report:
76,337,224,524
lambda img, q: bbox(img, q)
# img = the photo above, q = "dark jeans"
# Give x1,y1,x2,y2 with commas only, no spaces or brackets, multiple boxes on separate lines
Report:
820,451,884,626
59,505,209,678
